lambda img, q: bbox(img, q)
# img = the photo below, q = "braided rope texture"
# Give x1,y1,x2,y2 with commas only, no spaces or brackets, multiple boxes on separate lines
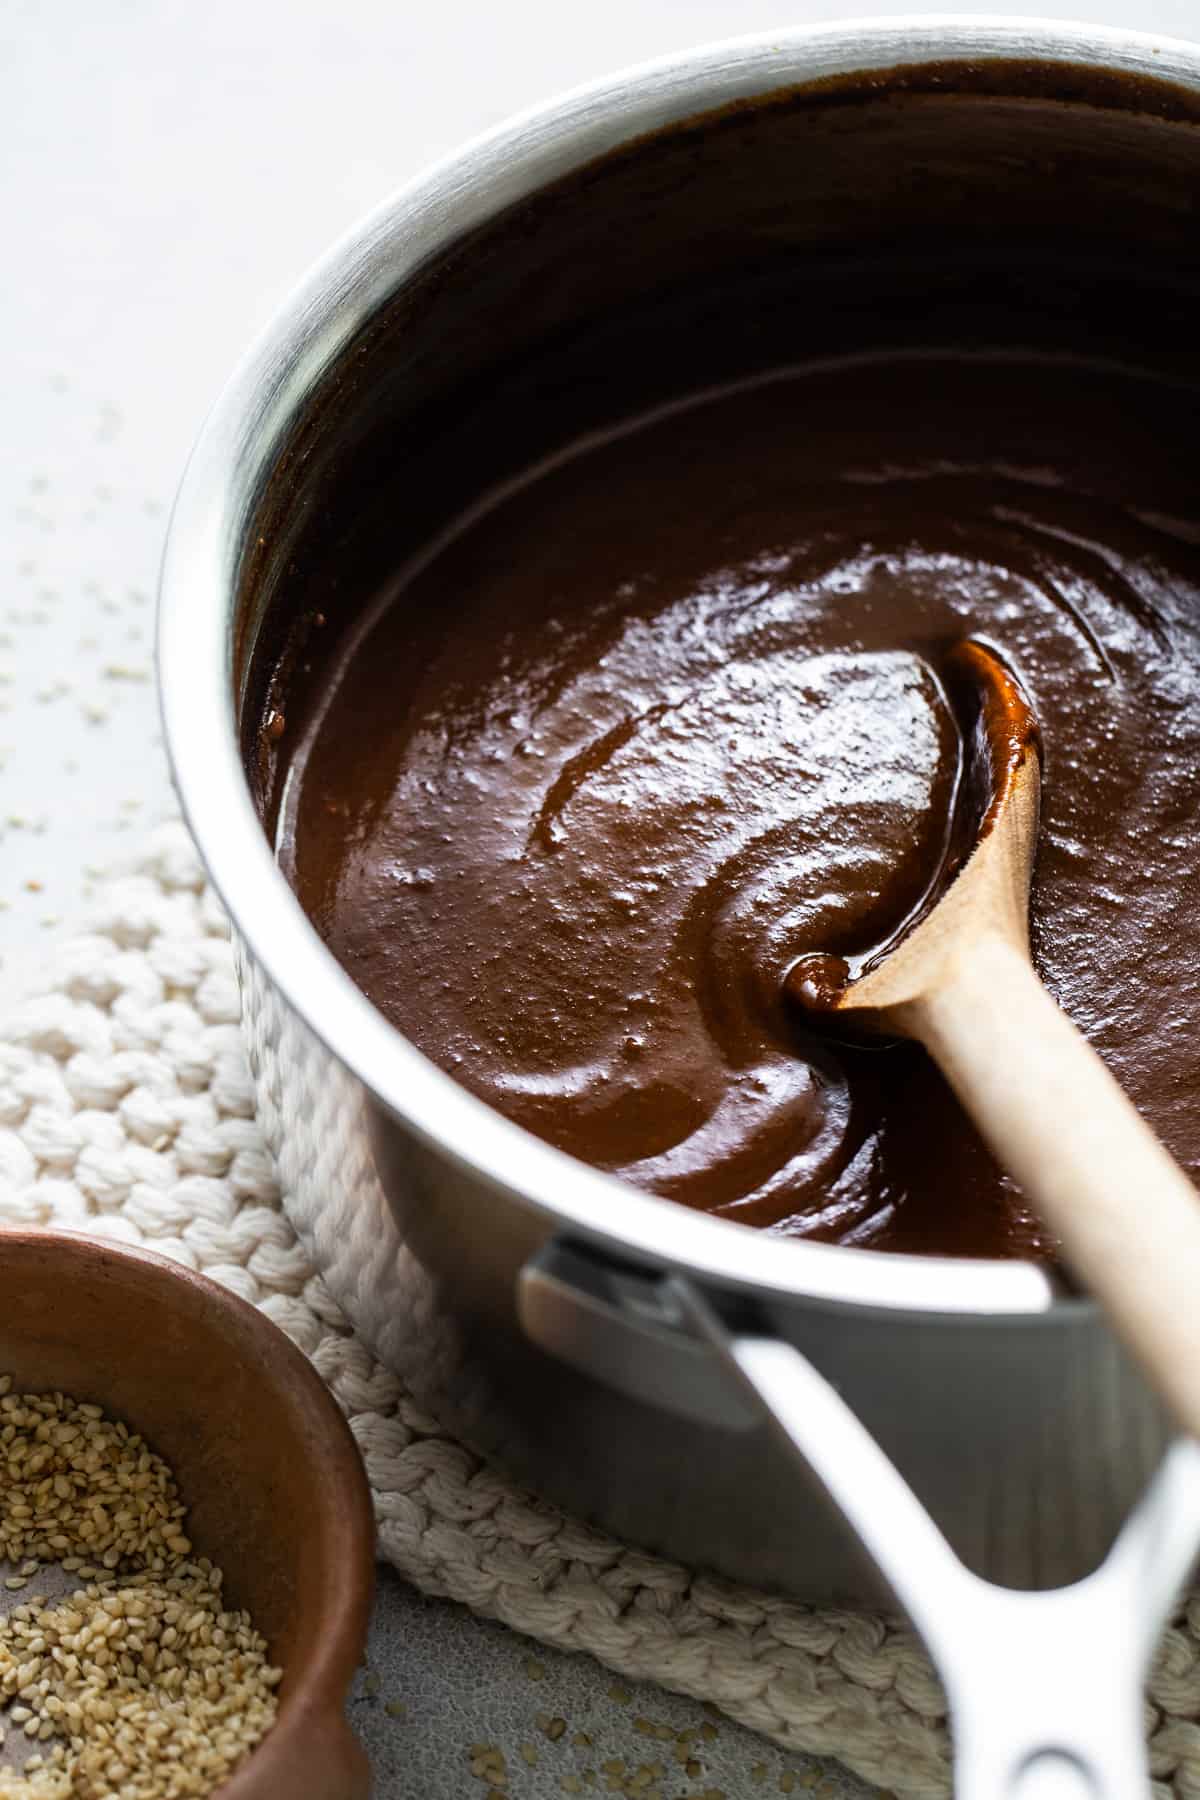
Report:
1,824,1199,1799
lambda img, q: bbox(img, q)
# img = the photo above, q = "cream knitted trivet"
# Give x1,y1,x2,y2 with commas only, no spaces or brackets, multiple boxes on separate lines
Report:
2,824,1199,1800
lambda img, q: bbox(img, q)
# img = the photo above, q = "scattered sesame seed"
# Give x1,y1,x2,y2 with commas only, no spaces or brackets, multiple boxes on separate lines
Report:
633,1717,675,1742
466,1743,507,1785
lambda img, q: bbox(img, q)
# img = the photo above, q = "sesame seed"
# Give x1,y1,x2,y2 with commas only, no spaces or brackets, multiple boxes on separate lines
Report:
0,1377,279,1796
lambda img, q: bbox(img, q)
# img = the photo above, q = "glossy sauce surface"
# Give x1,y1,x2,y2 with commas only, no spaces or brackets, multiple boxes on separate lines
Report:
280,352,1200,1259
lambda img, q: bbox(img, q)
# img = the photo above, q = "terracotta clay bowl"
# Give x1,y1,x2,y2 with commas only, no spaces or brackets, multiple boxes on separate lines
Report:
0,1229,374,1800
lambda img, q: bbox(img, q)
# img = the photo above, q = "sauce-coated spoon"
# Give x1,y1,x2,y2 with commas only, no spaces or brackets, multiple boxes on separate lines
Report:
789,639,1200,1441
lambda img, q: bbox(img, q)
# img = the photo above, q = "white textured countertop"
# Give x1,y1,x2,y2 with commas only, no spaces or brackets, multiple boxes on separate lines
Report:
2,2,1195,1793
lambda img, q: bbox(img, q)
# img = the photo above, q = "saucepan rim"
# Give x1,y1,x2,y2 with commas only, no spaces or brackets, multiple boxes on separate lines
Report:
157,13,1200,1323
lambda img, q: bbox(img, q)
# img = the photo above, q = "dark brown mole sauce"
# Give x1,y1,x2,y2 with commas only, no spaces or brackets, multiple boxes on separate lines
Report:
279,349,1200,1261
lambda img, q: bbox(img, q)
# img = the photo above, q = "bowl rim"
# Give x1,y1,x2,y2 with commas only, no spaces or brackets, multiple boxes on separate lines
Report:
158,14,1200,1323
0,1227,374,1792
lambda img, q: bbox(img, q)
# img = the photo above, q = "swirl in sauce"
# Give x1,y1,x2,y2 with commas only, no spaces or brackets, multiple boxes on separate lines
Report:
280,354,1200,1259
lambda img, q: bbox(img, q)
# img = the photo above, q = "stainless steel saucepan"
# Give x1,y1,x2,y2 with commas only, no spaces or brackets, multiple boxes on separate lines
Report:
158,21,1200,1795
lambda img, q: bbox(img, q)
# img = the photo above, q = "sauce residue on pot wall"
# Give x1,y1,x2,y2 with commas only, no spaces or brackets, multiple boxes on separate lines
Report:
274,346,1200,1261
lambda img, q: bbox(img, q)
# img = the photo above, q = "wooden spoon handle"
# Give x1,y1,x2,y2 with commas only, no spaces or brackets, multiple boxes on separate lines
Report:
910,934,1200,1441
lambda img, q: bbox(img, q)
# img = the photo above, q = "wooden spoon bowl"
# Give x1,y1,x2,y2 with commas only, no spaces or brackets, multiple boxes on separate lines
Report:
0,1229,374,1800
790,639,1200,1445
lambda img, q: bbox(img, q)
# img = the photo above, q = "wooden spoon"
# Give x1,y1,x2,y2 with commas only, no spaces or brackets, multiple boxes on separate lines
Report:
788,638,1200,1442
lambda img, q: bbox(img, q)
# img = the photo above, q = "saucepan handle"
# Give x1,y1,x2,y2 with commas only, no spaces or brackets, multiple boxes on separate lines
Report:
668,1278,1200,1800
518,1238,759,1428
519,1240,1200,1800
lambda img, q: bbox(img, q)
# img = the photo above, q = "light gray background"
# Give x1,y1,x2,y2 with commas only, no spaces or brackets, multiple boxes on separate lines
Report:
1,2,1195,1793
